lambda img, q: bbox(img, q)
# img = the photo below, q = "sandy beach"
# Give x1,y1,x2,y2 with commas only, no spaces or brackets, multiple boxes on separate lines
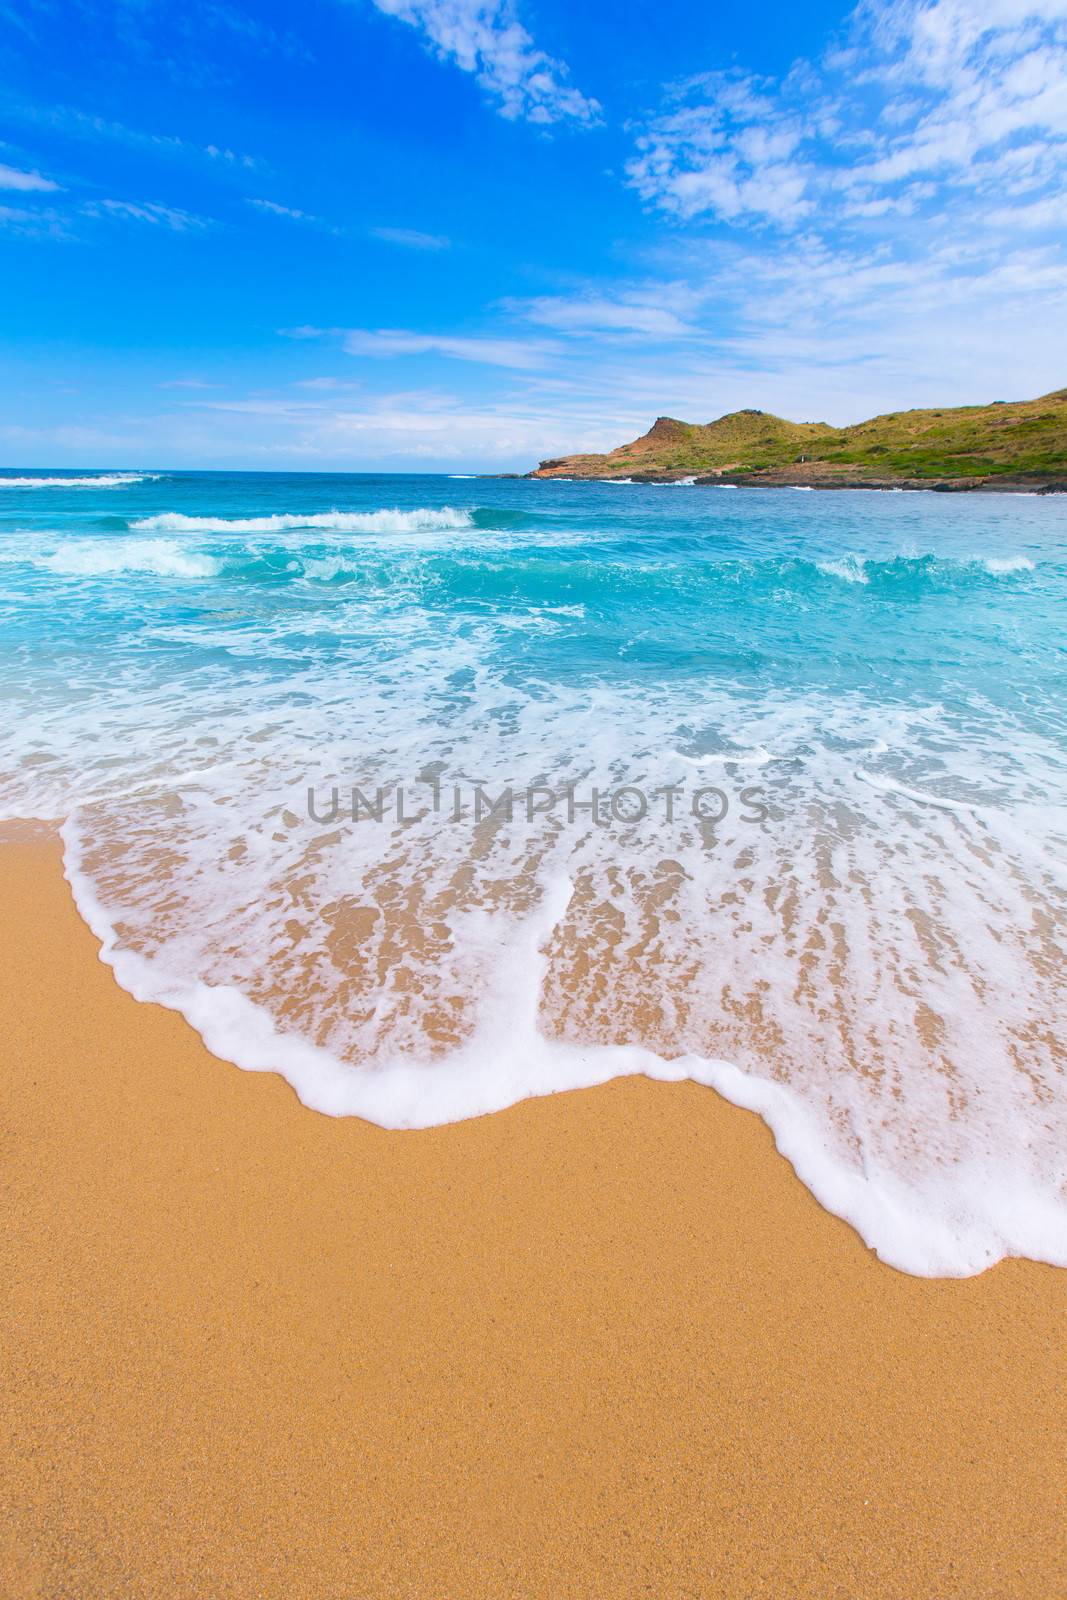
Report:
1,829,1064,1599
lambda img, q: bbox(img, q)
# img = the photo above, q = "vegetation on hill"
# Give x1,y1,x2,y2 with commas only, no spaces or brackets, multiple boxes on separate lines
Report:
529,389,1067,488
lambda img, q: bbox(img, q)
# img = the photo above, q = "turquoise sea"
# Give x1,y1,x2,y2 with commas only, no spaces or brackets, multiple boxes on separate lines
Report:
1,469,1065,1275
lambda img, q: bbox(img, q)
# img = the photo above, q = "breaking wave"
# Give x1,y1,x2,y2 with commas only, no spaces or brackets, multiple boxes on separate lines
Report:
0,473,161,488
815,552,1038,586
41,538,219,579
131,508,476,534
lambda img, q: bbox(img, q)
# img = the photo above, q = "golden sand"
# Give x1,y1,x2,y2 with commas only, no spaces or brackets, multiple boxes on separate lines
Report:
1,832,1064,1598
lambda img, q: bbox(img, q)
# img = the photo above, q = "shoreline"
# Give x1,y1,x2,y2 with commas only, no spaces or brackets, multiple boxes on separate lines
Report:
3,831,1065,1597
520,471,1067,491
55,815,1058,1278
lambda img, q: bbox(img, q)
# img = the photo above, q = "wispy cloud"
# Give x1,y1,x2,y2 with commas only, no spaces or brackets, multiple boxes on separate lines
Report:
150,381,636,463
0,162,60,192
85,199,212,231
368,0,600,125
4,102,261,171
513,289,697,339
372,225,451,250
294,376,364,389
197,2,314,63
245,197,344,235
285,323,556,368
0,201,68,238
247,197,318,221
685,234,1067,413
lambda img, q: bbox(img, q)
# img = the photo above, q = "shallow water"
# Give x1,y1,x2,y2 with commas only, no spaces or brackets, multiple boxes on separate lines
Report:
2,467,1065,1274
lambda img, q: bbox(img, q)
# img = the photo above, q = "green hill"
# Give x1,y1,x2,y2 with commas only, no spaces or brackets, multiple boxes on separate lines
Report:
528,389,1067,489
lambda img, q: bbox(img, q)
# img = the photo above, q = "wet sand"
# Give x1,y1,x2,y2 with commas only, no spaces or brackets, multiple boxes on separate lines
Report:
1,832,1064,1598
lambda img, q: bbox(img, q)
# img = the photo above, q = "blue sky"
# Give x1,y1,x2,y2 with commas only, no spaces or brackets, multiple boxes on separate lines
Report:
3,0,1067,469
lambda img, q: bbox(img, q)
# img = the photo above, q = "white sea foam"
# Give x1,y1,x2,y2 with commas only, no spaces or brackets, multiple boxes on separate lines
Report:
856,767,984,815
131,508,474,534
670,745,771,768
817,555,869,583
815,553,1036,583
14,670,1059,1282
982,555,1035,573
0,473,159,488
58,797,1067,1279
42,538,218,578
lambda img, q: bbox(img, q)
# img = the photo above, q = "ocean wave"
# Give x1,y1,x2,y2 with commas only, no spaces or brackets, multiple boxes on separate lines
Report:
11,537,1044,597
131,508,475,534
0,473,161,488
41,538,218,578
814,552,1038,586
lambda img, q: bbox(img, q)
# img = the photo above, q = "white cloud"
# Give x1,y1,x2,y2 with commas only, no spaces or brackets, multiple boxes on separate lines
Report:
135,382,638,464
0,202,67,237
199,3,314,64
368,0,600,125
372,225,451,250
85,198,211,230
6,103,261,170
514,290,697,339
606,0,1067,425
286,323,556,368
343,329,548,366
983,194,1065,228
247,197,318,221
627,73,813,225
294,376,365,389
638,229,1067,423
0,162,60,192
628,0,1067,232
